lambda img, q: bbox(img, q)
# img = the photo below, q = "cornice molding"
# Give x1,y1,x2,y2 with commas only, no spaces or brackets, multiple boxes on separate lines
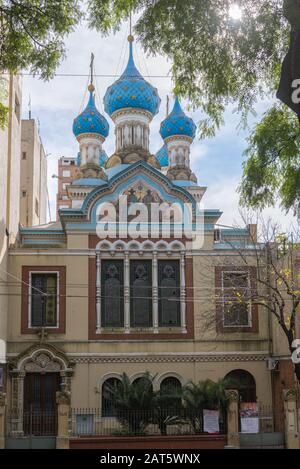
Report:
67,353,268,364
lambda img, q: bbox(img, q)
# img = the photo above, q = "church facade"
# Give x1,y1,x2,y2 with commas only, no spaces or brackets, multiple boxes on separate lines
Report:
5,36,281,429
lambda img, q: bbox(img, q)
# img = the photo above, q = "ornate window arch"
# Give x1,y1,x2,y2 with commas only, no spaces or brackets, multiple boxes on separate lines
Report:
224,369,257,402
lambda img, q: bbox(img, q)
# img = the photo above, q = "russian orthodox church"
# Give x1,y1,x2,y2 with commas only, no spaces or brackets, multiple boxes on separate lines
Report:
4,34,278,439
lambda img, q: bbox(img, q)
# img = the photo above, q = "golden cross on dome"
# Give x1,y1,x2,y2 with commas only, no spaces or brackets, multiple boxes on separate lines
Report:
128,7,134,43
88,52,95,92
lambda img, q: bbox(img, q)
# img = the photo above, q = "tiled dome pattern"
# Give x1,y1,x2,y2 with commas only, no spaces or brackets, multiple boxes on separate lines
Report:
156,144,169,167
160,97,196,140
104,42,160,117
73,90,109,139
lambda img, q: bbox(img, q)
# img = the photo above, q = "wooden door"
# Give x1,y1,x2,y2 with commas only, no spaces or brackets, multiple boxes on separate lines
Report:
23,373,60,435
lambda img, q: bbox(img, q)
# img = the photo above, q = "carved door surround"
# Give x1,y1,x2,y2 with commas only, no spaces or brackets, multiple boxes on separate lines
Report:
9,344,74,435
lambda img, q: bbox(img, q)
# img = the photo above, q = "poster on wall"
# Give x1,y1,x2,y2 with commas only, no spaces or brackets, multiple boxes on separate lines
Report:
203,409,220,434
240,402,259,433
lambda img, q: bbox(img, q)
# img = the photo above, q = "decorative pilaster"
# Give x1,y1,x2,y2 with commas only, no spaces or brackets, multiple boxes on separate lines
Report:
124,251,130,333
10,371,25,435
283,389,300,449
56,391,71,449
225,389,240,448
180,252,187,333
96,252,101,334
152,251,159,333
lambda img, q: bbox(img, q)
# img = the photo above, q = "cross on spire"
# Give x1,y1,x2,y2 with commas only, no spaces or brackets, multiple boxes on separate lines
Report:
128,6,134,43
90,52,95,85
88,52,95,92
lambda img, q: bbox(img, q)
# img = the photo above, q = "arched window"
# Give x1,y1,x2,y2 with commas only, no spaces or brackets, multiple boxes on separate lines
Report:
101,378,121,417
225,369,256,402
132,376,153,390
160,377,182,412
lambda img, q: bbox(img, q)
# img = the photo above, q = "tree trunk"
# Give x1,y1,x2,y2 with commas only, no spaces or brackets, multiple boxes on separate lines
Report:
277,1,300,120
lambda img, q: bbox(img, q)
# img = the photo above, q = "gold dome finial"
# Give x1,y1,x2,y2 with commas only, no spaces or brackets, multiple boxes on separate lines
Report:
128,34,134,43
88,83,95,92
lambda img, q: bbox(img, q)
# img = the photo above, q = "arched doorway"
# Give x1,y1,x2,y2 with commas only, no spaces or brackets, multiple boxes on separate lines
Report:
225,369,257,402
9,344,73,437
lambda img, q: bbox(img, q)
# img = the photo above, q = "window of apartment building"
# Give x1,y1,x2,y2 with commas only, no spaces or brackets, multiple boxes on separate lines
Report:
30,273,58,327
62,195,69,200
14,94,20,122
62,170,71,178
101,260,124,327
222,271,251,327
130,260,152,327
22,190,27,197
35,198,39,217
22,151,27,160
158,260,180,327
62,183,68,191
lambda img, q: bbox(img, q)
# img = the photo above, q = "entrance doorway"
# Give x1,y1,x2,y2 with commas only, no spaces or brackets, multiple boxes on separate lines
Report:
23,373,60,436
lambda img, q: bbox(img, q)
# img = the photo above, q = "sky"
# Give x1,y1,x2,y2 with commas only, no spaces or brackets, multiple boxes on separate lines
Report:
21,19,296,232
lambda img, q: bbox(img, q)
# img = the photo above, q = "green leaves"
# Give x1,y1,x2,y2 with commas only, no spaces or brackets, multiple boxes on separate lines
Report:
0,1,82,78
239,104,300,213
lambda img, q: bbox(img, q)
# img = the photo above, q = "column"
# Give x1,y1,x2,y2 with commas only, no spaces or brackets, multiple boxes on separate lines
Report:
283,389,300,449
96,251,101,334
152,251,159,333
180,252,187,333
10,371,25,435
124,251,130,333
225,390,240,448
56,391,71,449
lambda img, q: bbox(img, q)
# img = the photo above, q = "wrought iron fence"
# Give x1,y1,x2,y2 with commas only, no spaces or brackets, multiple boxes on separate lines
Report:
6,408,57,437
239,402,284,433
69,407,227,437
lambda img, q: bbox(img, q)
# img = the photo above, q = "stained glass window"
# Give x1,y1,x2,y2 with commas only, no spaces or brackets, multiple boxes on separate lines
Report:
31,273,57,327
158,260,180,327
101,260,124,327
130,261,152,327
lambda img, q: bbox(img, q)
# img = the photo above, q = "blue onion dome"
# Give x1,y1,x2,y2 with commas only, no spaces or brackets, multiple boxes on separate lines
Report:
156,144,169,167
160,97,196,141
99,149,108,167
104,37,161,118
73,84,109,139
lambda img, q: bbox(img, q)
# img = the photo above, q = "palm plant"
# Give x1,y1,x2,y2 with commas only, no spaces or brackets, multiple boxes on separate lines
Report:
106,372,183,435
182,379,229,433
106,372,155,435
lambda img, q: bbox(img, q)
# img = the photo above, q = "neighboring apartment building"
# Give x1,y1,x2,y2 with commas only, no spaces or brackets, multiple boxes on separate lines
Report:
56,156,78,217
0,74,22,390
20,119,47,227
